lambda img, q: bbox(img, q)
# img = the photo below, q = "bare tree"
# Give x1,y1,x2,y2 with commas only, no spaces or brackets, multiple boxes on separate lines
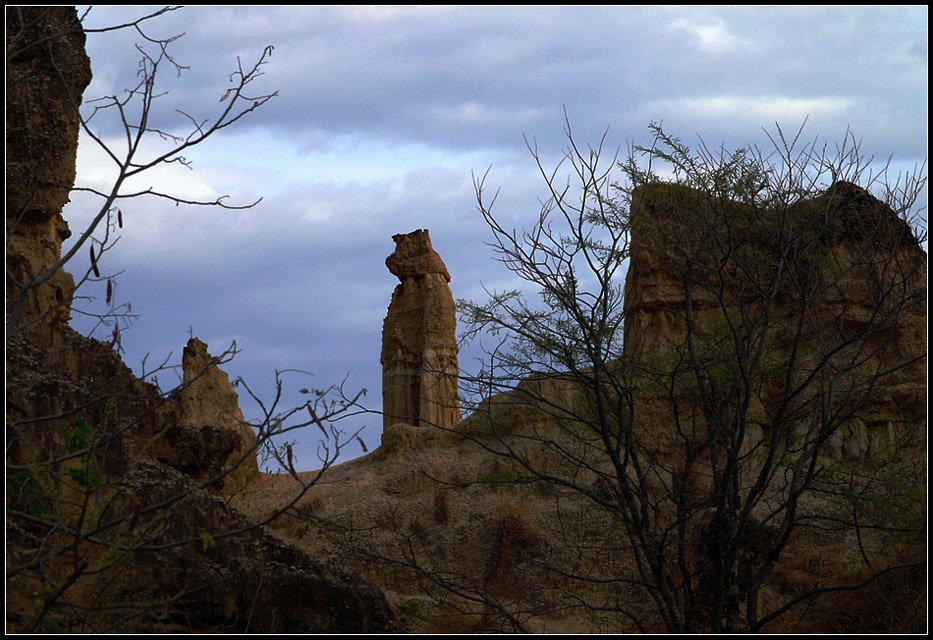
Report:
448,120,926,632
6,5,276,345
6,7,373,633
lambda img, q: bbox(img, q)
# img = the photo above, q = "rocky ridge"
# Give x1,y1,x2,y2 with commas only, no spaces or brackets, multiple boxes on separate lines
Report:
236,182,926,633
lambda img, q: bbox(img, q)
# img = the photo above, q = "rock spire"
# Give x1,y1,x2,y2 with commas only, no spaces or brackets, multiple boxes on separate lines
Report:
381,229,460,430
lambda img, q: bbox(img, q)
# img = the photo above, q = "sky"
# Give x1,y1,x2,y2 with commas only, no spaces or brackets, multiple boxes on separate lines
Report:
62,6,928,470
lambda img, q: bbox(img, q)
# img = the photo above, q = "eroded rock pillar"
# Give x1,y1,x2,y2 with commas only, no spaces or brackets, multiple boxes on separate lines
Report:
381,230,460,430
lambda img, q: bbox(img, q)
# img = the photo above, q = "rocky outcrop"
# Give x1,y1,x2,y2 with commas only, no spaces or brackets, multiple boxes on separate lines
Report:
6,6,92,336
144,337,257,486
6,323,401,632
179,337,258,476
98,459,400,633
5,7,399,633
623,181,927,459
381,229,460,430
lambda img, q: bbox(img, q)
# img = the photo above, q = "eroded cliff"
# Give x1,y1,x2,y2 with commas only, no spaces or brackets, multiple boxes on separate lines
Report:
623,181,927,459
5,7,398,633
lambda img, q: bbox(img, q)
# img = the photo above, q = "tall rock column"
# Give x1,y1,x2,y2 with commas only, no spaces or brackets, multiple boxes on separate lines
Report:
6,7,93,339
381,229,460,430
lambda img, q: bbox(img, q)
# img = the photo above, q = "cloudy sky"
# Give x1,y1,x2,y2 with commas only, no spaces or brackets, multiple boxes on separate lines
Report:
63,6,928,470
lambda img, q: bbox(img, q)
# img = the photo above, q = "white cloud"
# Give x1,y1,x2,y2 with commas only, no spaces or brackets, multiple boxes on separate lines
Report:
72,131,225,202
670,17,752,53
428,101,557,129
647,95,852,124
347,4,443,26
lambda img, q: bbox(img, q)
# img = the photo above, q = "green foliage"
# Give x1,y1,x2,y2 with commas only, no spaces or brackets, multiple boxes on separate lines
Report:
68,467,100,491
8,415,104,522
822,455,927,547
625,122,777,206
64,417,92,453
63,417,101,490
200,529,217,552
402,597,425,616
7,469,55,521
41,615,63,633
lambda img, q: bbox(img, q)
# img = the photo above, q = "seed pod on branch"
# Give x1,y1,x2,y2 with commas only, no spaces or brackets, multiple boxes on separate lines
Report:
286,443,296,475
90,245,100,278
308,405,329,440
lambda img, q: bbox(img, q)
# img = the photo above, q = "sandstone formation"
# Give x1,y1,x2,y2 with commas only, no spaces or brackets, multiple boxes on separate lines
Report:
6,6,92,338
146,337,258,485
261,181,926,633
6,7,399,633
623,181,927,459
8,6,925,634
381,229,460,431
6,325,401,632
180,337,259,477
